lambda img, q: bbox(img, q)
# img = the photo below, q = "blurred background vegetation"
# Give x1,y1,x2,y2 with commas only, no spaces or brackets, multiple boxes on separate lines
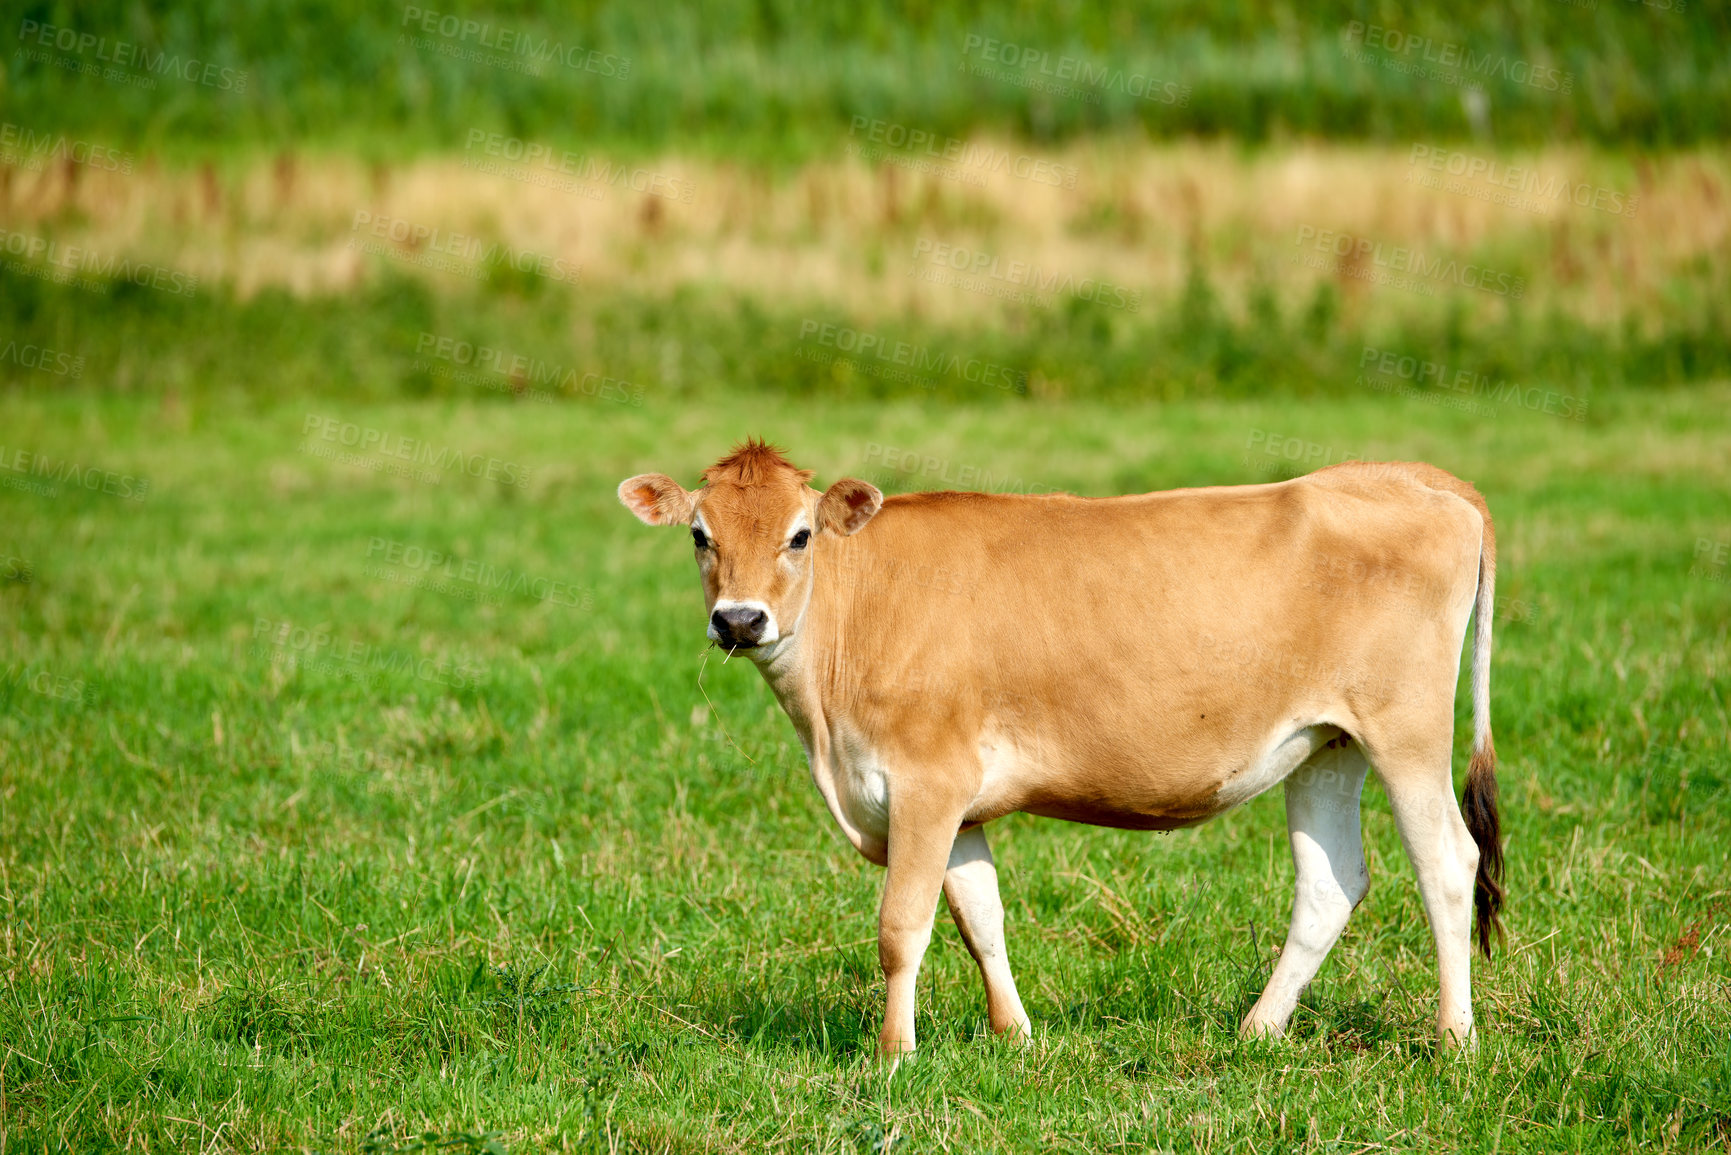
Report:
2,0,1728,402
9,0,1731,154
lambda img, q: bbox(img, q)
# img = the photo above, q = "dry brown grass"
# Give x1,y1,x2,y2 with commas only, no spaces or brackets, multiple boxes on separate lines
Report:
3,141,1725,328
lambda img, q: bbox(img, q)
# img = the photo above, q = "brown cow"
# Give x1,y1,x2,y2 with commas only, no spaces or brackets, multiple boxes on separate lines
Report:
620,440,1503,1064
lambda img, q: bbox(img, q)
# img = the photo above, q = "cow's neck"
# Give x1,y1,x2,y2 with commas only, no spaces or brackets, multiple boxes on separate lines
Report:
749,628,824,750
745,556,849,760
745,567,891,863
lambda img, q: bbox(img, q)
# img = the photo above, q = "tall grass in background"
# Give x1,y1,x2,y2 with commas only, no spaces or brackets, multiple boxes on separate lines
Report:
5,0,1729,158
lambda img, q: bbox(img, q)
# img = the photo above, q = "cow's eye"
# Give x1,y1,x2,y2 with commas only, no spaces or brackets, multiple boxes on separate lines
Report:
789,529,811,551
692,528,709,550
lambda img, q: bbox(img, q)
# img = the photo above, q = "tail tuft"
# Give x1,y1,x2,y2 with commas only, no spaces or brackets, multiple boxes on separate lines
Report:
1463,738,1504,957
1462,483,1502,959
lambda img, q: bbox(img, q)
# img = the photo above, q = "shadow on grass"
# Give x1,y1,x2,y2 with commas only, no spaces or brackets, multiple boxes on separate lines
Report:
697,979,880,1060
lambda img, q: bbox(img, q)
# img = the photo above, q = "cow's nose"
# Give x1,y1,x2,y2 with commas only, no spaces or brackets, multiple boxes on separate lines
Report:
711,606,768,648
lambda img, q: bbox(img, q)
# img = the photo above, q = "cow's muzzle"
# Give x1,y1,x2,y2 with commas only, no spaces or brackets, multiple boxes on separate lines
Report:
710,605,770,649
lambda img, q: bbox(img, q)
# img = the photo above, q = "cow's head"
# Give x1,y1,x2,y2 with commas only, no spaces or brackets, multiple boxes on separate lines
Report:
618,440,882,654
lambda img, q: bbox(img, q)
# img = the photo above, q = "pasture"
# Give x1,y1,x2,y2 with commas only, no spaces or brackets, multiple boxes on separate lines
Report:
5,1,1731,1147
3,386,1728,1151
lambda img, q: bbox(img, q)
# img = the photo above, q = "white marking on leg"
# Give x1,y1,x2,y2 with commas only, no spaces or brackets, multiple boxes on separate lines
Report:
1383,771,1480,1047
1242,739,1370,1038
943,825,1031,1042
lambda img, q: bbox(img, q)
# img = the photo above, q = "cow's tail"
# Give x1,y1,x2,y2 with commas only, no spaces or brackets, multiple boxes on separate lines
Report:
1462,514,1504,958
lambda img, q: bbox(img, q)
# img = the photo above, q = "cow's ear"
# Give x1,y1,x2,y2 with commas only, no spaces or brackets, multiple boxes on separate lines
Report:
818,477,883,536
618,473,693,526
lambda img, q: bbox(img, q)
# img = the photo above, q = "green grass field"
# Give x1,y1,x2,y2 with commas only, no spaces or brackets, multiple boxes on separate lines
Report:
3,386,1728,1151
6,0,1731,1147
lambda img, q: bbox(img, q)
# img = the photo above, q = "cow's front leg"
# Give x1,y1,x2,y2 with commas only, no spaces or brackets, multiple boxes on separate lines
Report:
878,791,967,1064
944,825,1031,1042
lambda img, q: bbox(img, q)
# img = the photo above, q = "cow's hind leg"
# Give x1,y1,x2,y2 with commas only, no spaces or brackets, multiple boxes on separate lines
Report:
1241,738,1370,1039
1377,751,1481,1048
944,825,1032,1042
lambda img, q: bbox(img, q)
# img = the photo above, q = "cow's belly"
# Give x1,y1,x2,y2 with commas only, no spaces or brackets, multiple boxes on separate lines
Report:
824,709,1341,848
969,720,1342,831
1017,798,1210,831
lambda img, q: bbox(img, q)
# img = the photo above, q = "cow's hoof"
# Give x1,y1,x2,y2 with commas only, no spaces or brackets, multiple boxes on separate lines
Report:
879,1034,915,1071
1438,1021,1477,1053
1238,1016,1285,1042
